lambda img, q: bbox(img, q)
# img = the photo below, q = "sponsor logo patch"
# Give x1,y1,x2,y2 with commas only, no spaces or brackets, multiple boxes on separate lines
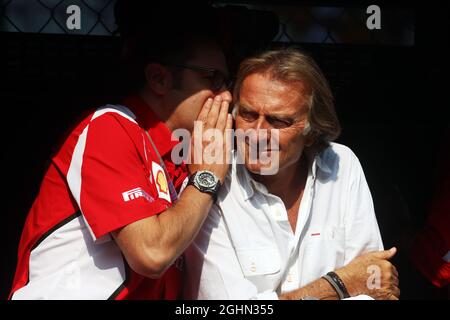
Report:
152,162,171,203
122,187,154,203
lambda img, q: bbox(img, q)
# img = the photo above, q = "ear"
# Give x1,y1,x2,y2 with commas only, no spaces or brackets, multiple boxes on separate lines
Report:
305,134,316,147
144,63,173,95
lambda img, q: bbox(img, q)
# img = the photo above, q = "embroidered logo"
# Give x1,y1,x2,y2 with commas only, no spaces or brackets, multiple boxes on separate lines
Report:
122,188,154,203
152,162,171,203
156,170,169,195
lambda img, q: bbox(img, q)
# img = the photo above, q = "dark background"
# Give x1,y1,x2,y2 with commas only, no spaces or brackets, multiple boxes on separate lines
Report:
1,1,449,299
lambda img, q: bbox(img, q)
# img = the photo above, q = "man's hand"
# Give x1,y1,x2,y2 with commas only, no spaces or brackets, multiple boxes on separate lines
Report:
188,95,233,183
335,247,400,300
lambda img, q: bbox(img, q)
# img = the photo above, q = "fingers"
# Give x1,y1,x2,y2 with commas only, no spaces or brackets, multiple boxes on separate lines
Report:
386,266,400,300
390,286,401,300
372,247,397,260
197,97,213,122
394,286,400,299
216,100,230,131
218,90,232,103
386,247,397,259
391,273,399,287
207,96,223,128
225,114,233,165
387,293,399,300
392,265,399,278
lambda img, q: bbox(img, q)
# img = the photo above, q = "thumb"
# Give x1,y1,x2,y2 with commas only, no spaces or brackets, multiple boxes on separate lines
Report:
373,247,397,260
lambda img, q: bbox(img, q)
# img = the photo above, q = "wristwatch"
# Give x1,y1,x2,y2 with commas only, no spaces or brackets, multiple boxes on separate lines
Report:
187,170,221,202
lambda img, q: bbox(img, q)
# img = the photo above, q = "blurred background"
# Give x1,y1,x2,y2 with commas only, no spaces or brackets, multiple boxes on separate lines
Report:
1,0,448,299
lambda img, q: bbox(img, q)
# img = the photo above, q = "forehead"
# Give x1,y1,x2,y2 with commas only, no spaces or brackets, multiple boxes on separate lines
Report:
239,72,310,114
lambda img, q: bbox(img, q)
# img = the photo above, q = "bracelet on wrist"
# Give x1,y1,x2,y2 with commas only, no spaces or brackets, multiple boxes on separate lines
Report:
322,271,350,300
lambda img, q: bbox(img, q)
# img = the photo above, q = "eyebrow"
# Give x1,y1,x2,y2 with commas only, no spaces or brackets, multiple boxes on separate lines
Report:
237,103,300,120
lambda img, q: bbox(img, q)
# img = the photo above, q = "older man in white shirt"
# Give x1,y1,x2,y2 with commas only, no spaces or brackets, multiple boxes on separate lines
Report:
183,48,400,300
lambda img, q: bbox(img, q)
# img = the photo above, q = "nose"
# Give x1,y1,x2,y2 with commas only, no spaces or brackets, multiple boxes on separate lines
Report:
248,117,272,144
255,116,271,131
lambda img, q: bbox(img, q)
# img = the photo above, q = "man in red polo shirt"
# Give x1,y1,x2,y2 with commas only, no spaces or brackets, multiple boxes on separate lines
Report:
10,2,233,299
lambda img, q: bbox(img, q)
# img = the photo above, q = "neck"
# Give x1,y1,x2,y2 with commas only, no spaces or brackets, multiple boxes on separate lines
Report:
139,88,177,131
251,156,309,200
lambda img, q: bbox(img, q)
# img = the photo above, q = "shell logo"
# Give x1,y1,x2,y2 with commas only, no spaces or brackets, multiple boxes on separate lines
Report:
156,170,168,195
152,162,171,203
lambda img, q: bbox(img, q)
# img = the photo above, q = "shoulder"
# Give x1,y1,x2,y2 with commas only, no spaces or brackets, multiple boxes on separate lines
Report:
323,142,358,160
78,105,146,160
315,143,365,183
321,142,362,169
85,105,143,141
89,105,138,128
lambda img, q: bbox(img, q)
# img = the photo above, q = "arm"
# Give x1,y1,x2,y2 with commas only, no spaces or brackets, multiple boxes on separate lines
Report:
280,248,399,300
113,186,214,278
279,279,340,300
281,151,398,300
184,199,399,300
112,95,233,279
183,202,369,300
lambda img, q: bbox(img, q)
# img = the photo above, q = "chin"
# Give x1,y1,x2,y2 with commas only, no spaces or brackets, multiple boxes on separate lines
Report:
245,161,279,176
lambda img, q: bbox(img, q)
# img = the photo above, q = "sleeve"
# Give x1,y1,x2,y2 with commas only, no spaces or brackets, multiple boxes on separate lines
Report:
343,151,384,265
67,113,170,241
183,204,278,300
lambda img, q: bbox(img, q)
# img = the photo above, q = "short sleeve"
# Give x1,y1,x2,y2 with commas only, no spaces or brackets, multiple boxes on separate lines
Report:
67,112,170,241
344,151,384,263
345,152,383,264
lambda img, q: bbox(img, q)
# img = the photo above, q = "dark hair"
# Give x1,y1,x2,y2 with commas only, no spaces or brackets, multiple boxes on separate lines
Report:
114,1,221,90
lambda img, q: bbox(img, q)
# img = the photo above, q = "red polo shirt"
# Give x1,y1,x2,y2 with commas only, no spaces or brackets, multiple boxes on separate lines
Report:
10,95,188,299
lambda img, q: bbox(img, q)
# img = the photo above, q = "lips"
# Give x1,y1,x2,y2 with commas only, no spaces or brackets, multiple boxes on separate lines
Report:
244,142,280,153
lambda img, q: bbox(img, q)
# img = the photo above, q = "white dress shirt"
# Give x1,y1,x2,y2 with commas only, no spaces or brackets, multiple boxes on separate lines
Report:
183,143,384,300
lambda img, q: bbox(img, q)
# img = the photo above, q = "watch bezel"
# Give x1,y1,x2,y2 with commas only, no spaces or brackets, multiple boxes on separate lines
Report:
194,170,219,191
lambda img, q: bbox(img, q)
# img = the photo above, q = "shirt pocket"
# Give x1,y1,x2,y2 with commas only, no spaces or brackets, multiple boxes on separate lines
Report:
235,246,281,277
303,225,345,244
300,226,346,286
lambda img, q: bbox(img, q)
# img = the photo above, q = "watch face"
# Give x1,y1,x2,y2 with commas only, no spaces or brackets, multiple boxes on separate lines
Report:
197,171,216,188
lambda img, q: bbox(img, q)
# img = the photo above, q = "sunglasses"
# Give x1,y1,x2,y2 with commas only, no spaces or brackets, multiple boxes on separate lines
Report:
172,64,234,92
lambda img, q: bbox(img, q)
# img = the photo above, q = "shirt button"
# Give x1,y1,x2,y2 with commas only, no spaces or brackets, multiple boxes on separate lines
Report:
250,263,257,273
287,274,293,282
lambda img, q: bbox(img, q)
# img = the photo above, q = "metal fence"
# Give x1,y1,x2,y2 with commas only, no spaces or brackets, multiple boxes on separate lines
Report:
1,0,414,45
1,0,117,35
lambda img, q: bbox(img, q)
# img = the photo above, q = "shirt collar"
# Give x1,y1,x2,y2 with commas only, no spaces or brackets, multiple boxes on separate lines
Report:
236,148,333,201
312,150,333,178
122,95,179,157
